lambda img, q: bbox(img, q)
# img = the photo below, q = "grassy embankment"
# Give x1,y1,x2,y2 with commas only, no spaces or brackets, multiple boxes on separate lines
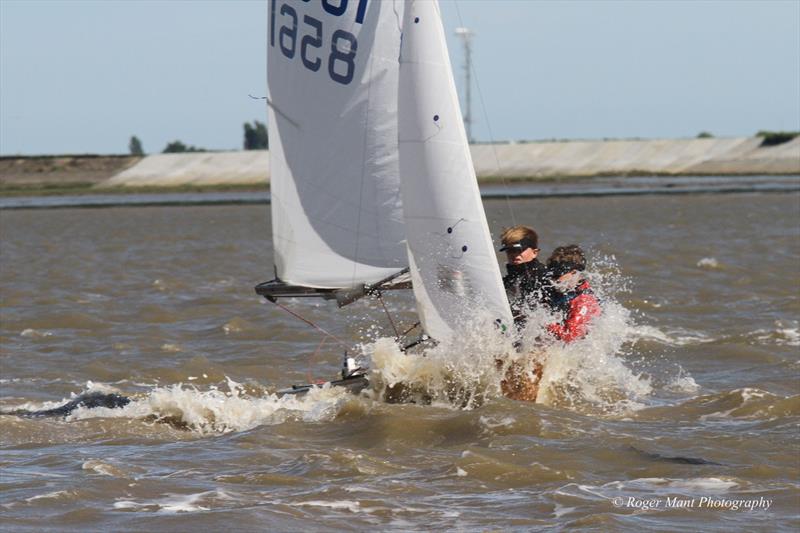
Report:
0,154,268,197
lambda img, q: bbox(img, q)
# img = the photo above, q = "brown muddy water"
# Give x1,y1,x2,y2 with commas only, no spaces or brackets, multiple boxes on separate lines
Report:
1,193,799,531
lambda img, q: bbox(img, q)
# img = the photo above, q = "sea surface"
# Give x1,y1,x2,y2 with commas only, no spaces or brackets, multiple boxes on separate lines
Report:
1,192,798,531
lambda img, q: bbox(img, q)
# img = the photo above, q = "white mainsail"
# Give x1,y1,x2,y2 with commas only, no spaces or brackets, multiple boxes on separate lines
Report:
265,0,512,343
267,0,407,288
398,0,512,342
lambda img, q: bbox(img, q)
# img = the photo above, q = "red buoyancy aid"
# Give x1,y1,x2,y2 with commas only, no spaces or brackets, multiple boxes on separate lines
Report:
547,280,601,342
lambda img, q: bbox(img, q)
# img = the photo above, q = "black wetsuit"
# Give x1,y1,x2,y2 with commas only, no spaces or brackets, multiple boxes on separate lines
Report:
502,259,552,325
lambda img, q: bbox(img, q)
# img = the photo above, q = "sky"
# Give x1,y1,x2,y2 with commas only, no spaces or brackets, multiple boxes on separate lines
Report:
1,0,798,156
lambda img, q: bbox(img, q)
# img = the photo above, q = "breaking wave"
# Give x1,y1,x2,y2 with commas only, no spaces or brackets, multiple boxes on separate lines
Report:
61,378,357,434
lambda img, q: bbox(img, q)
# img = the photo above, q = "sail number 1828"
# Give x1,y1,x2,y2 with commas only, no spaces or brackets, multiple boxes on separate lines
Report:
270,0,368,85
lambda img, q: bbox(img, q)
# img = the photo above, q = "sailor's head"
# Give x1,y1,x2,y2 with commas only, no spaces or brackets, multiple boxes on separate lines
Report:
547,245,587,292
499,225,539,265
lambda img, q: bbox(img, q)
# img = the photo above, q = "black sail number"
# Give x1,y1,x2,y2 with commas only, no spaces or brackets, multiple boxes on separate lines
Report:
301,16,323,71
271,0,367,85
278,4,297,59
322,0,368,23
328,30,357,85
321,0,347,17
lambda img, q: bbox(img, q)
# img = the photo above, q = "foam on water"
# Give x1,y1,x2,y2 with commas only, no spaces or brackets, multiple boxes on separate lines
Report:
665,372,700,393
753,320,800,347
694,387,798,421
630,324,716,346
295,500,364,513
478,415,517,429
616,477,739,492
82,459,128,478
634,320,800,348
160,343,183,353
697,257,722,269
24,490,75,503
4,380,121,413
113,491,232,513
20,328,53,338
66,378,355,434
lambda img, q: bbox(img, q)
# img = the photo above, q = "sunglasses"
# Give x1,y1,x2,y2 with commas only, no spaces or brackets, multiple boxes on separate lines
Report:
501,243,525,253
499,238,536,253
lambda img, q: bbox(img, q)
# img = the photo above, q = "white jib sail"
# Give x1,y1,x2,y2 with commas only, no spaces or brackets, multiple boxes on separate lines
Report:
398,0,513,342
268,0,407,288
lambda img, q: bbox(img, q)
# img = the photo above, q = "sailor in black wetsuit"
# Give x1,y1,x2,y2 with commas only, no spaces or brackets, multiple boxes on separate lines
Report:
499,225,552,326
496,225,551,401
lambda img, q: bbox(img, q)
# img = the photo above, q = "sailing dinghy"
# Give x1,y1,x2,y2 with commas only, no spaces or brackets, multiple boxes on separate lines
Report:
257,0,513,396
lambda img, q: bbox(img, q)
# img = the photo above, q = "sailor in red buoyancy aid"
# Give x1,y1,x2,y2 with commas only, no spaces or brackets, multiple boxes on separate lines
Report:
546,245,601,342
497,243,602,402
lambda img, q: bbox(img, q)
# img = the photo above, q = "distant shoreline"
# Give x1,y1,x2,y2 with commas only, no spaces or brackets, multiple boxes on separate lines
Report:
1,136,798,197
1,177,797,210
2,175,800,200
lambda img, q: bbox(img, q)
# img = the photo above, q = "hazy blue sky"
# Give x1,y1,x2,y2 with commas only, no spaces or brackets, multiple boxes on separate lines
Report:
1,0,798,155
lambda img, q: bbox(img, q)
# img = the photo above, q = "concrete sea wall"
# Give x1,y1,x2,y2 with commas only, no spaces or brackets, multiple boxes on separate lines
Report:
2,137,797,191
470,137,800,178
99,151,268,187
99,137,800,188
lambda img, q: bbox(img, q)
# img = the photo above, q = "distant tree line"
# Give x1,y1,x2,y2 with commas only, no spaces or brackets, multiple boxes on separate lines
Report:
756,130,799,146
129,136,144,155
127,120,269,155
697,130,799,146
162,140,207,153
243,120,268,150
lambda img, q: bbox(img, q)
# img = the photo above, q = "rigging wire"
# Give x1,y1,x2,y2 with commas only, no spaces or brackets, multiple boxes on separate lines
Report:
400,321,421,337
453,1,517,226
267,298,350,349
307,336,329,384
375,292,401,339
